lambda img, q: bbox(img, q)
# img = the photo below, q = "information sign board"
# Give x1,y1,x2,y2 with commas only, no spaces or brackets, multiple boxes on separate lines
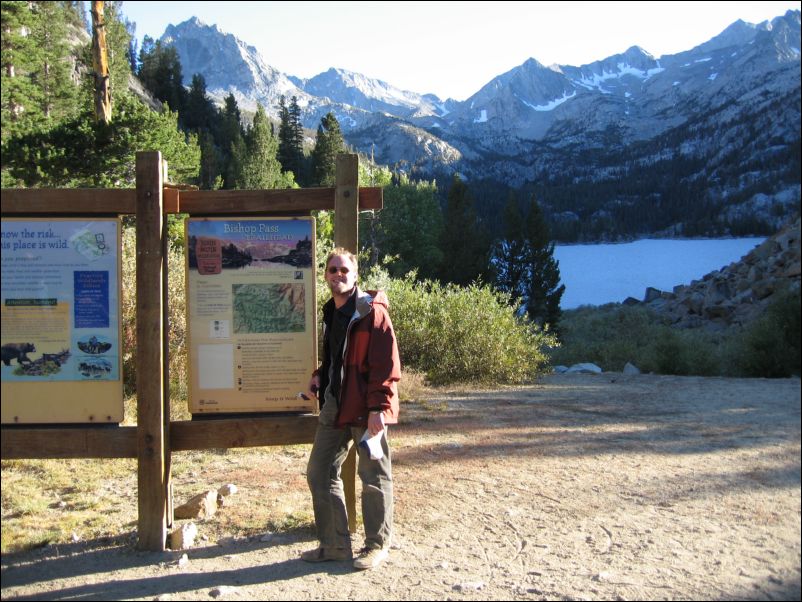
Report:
186,217,317,414
1,218,123,423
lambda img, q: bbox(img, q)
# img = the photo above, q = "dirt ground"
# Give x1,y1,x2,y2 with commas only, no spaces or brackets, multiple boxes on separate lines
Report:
1,373,800,601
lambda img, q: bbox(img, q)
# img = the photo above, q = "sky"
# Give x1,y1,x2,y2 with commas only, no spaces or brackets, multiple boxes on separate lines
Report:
117,1,800,101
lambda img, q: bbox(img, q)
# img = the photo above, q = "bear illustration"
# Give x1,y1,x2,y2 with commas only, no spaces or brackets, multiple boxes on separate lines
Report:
1,343,36,366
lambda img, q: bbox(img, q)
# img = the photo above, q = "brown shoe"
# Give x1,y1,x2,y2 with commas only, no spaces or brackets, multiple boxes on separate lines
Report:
300,546,352,563
353,546,389,570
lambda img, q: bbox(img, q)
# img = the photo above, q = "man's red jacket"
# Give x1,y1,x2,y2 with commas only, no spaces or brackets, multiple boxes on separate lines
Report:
316,288,401,428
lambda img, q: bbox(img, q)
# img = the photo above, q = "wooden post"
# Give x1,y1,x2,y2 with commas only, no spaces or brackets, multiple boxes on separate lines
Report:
335,154,359,253
162,161,173,530
135,151,168,550
334,153,359,533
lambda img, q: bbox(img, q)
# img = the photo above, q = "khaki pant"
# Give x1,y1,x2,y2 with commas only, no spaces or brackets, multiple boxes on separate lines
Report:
306,398,393,550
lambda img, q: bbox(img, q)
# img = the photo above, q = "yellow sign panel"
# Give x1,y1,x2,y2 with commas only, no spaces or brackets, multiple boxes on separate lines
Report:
186,217,317,414
1,218,123,424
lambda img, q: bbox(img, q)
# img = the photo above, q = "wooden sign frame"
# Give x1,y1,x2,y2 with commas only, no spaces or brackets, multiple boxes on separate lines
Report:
1,152,378,550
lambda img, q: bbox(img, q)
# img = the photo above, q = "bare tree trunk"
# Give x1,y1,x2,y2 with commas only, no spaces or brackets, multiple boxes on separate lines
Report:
91,0,111,124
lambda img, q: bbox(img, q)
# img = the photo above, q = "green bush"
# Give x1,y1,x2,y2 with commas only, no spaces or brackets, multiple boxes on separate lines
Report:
554,291,802,378
735,288,801,377
360,269,556,385
552,304,723,375
650,329,721,376
551,304,663,371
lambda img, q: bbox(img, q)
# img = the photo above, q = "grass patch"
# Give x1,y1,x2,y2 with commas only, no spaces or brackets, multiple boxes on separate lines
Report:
1,458,138,553
2,447,319,553
398,368,430,403
265,511,316,534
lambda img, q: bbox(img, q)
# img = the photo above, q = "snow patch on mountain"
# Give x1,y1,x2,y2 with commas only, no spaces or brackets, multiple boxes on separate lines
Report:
519,90,576,111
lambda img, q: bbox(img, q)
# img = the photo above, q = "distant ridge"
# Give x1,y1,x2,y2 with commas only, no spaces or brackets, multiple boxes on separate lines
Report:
159,10,801,241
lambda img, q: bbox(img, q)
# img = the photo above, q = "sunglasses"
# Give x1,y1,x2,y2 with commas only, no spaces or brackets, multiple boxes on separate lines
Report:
327,266,352,275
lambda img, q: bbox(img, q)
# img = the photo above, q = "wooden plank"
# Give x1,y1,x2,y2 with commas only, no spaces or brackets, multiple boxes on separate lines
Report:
0,426,137,459
359,187,383,210
177,188,333,214
173,187,382,214
170,415,317,451
1,189,136,214
135,151,168,552
163,187,180,213
0,187,381,215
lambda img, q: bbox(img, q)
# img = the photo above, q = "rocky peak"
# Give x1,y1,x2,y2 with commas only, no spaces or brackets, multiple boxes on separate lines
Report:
692,18,762,54
292,67,442,118
160,18,307,114
766,10,802,60
456,57,574,129
578,45,658,74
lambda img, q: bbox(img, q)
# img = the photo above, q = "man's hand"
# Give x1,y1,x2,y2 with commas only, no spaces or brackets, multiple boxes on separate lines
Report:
367,411,385,436
309,374,320,399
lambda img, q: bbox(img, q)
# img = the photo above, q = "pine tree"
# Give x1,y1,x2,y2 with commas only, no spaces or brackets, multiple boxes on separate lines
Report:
2,1,91,140
492,193,529,306
2,93,199,187
137,34,154,70
183,73,215,132
65,0,87,30
311,111,345,186
217,93,244,189
232,103,289,189
220,93,241,134
370,173,444,281
288,95,305,179
277,95,305,182
277,95,293,171
522,195,564,329
137,39,185,113
2,2,49,136
30,1,79,121
126,22,138,73
102,1,133,105
198,129,222,189
228,133,247,189
439,175,491,285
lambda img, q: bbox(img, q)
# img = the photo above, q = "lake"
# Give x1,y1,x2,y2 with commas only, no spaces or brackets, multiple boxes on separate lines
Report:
554,238,765,309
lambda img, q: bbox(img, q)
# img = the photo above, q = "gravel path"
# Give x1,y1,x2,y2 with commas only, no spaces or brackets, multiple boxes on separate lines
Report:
2,373,800,601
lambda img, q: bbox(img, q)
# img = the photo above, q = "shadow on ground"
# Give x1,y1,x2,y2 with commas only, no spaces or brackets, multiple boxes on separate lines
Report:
0,528,334,600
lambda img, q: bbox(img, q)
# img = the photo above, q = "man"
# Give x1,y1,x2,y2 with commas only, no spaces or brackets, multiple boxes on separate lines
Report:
302,248,401,570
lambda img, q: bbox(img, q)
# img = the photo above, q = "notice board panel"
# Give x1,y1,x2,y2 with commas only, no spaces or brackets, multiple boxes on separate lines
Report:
186,217,317,414
1,218,123,424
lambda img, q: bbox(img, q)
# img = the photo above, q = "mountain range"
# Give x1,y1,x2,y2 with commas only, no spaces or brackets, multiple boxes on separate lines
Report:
159,12,801,240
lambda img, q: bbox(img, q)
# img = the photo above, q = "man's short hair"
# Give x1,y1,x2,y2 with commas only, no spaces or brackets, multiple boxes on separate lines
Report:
326,248,358,270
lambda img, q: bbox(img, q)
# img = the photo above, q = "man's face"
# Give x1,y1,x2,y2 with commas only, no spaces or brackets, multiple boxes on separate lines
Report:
325,254,358,297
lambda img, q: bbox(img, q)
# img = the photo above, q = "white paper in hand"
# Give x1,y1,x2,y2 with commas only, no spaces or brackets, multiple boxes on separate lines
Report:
359,429,385,460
